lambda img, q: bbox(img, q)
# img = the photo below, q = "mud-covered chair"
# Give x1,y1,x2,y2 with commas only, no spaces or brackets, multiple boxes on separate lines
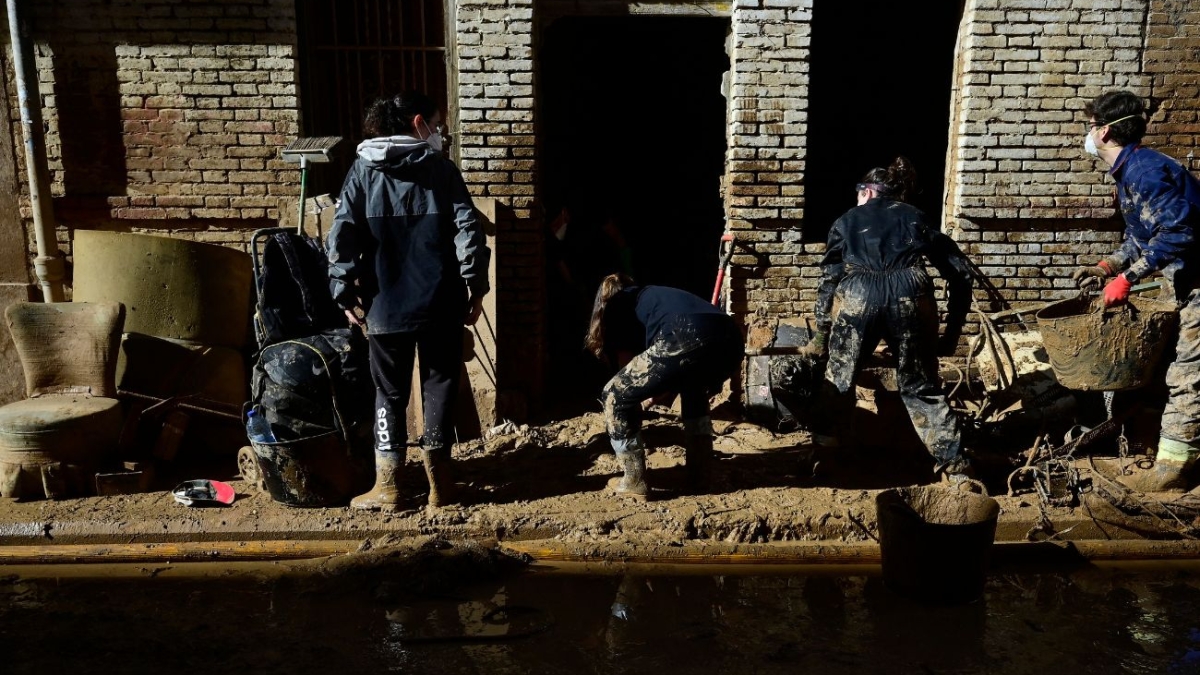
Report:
0,302,124,500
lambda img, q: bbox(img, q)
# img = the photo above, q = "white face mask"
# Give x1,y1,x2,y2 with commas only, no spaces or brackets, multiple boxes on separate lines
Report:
1084,130,1099,157
420,120,444,153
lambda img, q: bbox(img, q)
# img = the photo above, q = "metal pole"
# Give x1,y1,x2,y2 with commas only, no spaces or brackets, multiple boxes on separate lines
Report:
5,0,63,302
297,155,308,235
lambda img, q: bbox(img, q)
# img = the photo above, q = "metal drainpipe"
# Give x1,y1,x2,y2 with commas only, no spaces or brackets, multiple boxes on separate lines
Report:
6,0,63,302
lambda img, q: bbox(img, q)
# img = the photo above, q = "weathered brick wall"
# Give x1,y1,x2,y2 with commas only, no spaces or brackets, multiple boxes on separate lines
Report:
725,0,817,321
455,0,545,415
1142,0,1200,172
13,0,301,269
946,0,1200,314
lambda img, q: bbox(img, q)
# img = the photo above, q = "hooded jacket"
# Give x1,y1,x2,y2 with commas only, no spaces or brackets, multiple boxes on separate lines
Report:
327,136,490,334
1106,144,1200,291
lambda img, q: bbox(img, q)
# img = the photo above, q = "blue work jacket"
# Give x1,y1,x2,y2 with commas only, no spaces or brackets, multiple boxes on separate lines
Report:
1109,144,1200,290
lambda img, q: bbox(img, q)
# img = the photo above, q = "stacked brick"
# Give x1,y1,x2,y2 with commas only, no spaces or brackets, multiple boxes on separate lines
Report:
726,0,820,319
16,0,301,262
455,0,545,411
947,0,1165,310
1142,0,1200,172
949,0,1151,222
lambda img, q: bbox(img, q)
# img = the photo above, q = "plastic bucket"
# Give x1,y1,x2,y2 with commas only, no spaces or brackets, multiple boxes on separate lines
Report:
1036,294,1179,391
875,486,1000,605
249,428,373,507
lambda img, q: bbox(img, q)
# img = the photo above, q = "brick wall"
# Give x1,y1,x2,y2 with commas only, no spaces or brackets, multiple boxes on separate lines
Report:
946,0,1200,314
1142,0,1200,172
725,0,817,321
455,0,545,414
12,0,301,268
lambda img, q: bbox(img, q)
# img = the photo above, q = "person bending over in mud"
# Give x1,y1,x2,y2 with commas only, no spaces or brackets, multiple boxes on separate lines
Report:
586,274,745,500
801,156,974,485
1070,90,1200,493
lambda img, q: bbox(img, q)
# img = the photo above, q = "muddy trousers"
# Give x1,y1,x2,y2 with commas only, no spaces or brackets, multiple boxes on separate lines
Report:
602,326,744,453
812,285,963,468
1159,287,1200,462
368,327,463,457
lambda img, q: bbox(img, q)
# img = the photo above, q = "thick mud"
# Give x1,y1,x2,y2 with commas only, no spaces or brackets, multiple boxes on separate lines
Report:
0,407,1190,547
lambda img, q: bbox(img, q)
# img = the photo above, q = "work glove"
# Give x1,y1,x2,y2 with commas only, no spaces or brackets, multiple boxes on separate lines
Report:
1071,261,1112,290
799,331,828,361
1103,274,1132,307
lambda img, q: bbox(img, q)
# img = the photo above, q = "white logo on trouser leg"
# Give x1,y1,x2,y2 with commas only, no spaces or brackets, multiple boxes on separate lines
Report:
376,407,390,444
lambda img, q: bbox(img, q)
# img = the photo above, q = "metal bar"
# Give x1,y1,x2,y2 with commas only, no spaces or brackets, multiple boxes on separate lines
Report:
116,389,244,422
354,0,364,124
419,0,428,92
376,0,384,96
6,0,64,302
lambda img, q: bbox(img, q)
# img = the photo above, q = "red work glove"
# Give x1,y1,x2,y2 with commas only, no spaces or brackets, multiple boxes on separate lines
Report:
1103,274,1132,307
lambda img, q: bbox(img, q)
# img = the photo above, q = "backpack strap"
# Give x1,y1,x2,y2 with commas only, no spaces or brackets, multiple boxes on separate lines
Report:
271,232,318,328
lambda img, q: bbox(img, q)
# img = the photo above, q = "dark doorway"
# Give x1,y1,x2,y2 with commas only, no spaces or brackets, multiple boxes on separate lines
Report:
538,15,730,418
804,1,963,240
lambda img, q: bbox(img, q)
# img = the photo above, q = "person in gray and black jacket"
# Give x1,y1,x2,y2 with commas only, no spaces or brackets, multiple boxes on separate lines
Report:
327,91,490,510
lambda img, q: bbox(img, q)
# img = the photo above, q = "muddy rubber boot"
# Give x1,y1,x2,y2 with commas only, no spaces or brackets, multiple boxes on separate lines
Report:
420,446,457,508
1118,438,1199,493
612,435,648,501
350,451,404,511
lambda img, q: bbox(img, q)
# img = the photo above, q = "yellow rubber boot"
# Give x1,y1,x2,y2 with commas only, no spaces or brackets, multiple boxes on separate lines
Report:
420,447,457,508
350,451,404,511
1118,438,1199,493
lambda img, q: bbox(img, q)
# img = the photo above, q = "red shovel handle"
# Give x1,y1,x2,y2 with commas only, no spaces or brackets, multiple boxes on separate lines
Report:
711,233,735,306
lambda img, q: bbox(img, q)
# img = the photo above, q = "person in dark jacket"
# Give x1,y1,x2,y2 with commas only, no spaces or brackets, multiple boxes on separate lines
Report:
327,91,490,510
585,274,744,499
804,156,974,484
1071,90,1200,492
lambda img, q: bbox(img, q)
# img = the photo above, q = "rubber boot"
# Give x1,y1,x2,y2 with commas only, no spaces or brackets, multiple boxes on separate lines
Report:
350,451,404,511
613,435,648,501
1118,438,1200,493
420,446,457,508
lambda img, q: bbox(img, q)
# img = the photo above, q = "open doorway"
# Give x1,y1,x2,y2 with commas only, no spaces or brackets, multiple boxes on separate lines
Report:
804,1,963,240
539,15,730,418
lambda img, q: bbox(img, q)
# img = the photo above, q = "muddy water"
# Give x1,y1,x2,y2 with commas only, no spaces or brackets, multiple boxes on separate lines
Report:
3,560,1200,674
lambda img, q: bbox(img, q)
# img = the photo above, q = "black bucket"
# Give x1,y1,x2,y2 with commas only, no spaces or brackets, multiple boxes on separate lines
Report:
249,427,373,508
875,486,1000,605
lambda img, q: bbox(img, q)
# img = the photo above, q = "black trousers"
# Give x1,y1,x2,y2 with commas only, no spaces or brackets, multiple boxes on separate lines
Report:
368,325,463,454
812,276,962,467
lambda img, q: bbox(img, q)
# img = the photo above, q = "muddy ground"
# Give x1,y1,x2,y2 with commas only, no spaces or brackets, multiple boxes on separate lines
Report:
2,402,1196,549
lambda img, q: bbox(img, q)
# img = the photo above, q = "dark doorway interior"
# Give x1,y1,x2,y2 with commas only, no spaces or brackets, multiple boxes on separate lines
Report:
539,15,730,418
804,1,963,241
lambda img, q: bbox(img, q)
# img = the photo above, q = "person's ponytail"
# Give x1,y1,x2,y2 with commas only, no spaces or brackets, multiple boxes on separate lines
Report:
585,273,633,359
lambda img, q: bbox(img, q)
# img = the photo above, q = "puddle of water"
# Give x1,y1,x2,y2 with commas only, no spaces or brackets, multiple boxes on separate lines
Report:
2,561,1200,674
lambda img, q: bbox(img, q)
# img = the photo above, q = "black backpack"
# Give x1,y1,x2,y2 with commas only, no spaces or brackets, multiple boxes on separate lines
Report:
251,228,347,349
250,328,373,441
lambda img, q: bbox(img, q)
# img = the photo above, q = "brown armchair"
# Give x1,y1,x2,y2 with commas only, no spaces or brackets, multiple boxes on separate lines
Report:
0,302,125,500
